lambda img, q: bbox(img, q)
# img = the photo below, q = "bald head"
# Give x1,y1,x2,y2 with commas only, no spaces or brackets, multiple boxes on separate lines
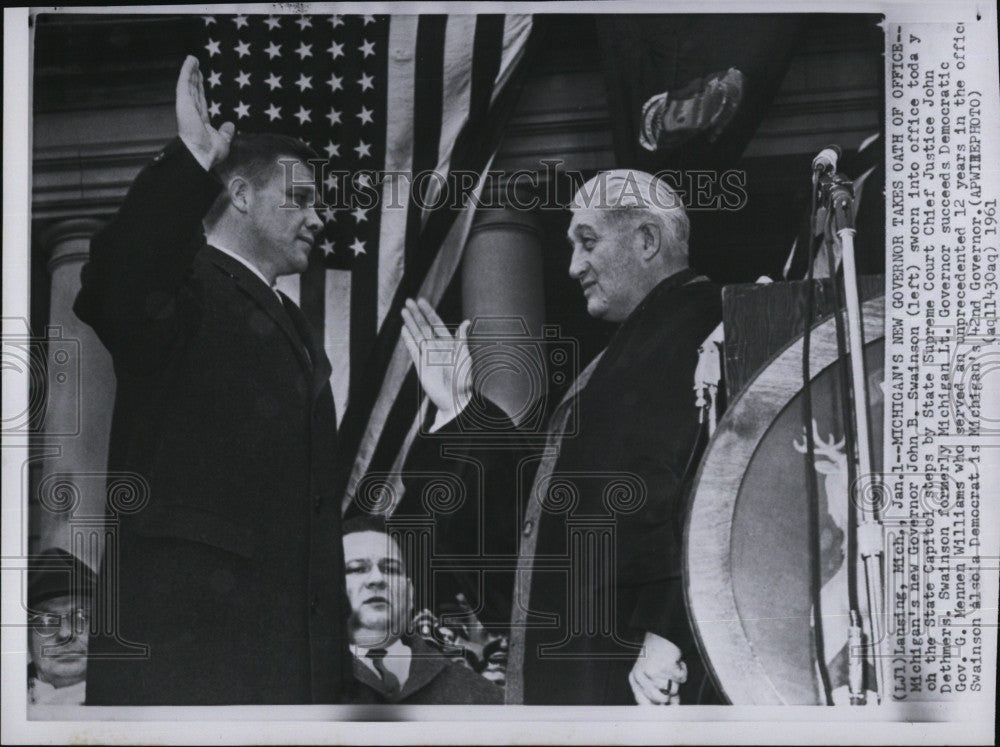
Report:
567,170,691,322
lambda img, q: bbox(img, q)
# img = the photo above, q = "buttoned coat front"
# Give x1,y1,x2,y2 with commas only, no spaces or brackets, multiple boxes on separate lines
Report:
76,139,349,705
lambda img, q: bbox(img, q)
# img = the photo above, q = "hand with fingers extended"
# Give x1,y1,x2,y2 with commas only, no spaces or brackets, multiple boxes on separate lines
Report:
176,55,235,171
628,631,688,705
400,298,473,424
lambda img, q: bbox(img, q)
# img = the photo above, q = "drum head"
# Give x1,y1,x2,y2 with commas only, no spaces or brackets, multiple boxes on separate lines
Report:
685,296,884,704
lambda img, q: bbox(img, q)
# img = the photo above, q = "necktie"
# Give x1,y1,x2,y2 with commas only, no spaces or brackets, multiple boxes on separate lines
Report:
277,292,313,366
365,648,401,695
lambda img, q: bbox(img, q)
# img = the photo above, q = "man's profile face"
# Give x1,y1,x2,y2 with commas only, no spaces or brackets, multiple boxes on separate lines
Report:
343,530,413,646
249,157,322,277
566,207,646,323
28,595,89,688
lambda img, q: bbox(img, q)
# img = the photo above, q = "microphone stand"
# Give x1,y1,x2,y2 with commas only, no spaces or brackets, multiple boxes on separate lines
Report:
818,173,888,704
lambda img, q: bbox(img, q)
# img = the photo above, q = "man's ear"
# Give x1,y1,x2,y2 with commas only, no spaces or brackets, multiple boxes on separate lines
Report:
636,221,662,261
227,175,251,214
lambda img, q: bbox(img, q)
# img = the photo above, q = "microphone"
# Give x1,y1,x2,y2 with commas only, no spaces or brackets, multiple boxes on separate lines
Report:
812,145,842,176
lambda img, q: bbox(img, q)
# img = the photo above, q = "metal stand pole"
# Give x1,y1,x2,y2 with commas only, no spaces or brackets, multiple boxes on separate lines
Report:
830,182,888,703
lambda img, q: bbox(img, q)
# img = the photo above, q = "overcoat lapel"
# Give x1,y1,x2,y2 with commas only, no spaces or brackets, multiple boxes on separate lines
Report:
204,247,313,374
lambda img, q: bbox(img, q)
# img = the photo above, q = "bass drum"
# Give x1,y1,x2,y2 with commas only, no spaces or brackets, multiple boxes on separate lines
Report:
684,296,884,704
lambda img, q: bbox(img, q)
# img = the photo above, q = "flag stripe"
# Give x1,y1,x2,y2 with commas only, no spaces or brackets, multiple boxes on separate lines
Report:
419,15,477,225
341,160,496,513
339,21,539,511
325,269,352,422
404,15,448,280
448,14,504,177
376,15,419,332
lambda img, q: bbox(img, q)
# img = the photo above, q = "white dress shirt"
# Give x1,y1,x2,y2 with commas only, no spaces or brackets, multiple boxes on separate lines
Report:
212,244,281,299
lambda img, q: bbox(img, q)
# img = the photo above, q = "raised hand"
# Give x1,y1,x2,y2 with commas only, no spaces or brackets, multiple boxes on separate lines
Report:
175,55,235,171
400,298,472,423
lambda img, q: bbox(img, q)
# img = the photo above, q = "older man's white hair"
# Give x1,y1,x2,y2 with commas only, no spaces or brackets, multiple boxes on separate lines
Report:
570,169,690,257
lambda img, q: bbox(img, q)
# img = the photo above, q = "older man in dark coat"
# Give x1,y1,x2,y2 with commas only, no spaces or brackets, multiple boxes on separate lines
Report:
400,170,722,705
75,57,348,704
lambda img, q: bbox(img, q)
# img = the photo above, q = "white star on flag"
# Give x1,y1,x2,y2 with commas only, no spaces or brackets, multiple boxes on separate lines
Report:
357,106,374,125
329,40,344,59
363,15,377,25
359,72,374,92
202,16,215,26
236,70,251,88
265,103,281,121
296,41,313,60
324,173,339,191
321,206,338,222
233,15,248,29
326,108,342,125
330,15,344,28
296,73,313,92
208,101,221,117
328,73,343,92
319,238,335,256
295,106,311,125
354,140,372,158
324,141,340,158
207,70,222,88
351,206,368,223
265,42,281,59
205,39,221,56
234,101,251,119
264,16,281,30
235,40,251,58
359,39,376,58
265,73,281,90
296,16,312,30
349,238,367,256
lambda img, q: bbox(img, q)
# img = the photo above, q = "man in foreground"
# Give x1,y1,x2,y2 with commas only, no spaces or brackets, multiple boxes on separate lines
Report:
401,170,723,704
75,56,348,704
342,517,503,704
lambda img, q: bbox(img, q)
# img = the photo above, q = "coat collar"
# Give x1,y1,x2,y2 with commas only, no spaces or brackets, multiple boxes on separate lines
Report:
203,246,332,398
351,636,452,704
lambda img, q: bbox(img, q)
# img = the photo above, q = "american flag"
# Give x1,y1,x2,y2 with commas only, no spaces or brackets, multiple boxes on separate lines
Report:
198,13,536,514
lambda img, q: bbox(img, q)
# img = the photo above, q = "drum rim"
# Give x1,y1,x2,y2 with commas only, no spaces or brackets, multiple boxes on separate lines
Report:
683,295,884,705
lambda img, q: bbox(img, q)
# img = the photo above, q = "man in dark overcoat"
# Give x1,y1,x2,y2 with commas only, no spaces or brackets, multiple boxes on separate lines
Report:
399,170,723,705
75,56,349,704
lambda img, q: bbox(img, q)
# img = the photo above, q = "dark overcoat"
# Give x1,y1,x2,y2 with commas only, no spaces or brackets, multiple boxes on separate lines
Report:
75,139,349,704
520,271,723,704
347,636,503,705
388,271,724,705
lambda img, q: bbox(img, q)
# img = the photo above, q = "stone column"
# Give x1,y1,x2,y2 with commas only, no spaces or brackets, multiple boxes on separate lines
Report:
461,206,546,426
35,219,114,569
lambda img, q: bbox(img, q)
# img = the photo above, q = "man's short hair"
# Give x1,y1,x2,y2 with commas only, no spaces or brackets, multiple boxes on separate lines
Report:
213,132,319,187
571,169,690,256
342,515,416,583
342,513,390,538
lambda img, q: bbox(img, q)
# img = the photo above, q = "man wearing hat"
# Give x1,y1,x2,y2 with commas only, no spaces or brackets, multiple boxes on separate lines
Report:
27,548,96,708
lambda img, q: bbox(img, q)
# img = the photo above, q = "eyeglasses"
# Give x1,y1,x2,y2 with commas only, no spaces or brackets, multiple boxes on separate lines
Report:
28,608,90,637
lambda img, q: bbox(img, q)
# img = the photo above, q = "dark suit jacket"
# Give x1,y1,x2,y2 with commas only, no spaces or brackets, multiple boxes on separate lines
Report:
75,139,349,704
347,636,502,705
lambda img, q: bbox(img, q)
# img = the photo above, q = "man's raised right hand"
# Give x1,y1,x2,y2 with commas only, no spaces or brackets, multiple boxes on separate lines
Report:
176,55,235,171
